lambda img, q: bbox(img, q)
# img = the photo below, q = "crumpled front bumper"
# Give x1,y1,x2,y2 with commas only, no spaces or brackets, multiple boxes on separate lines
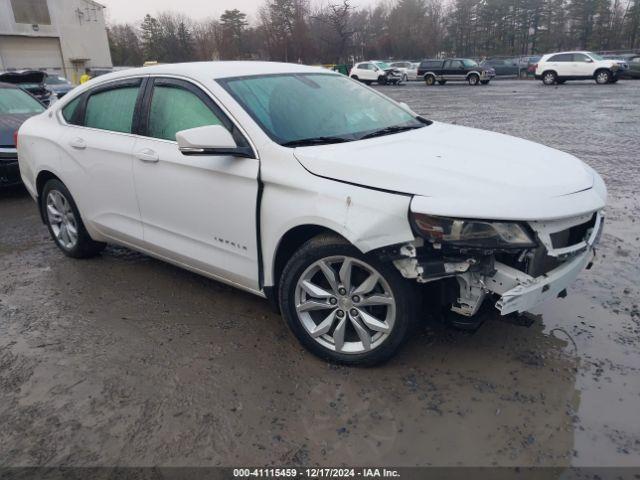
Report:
488,212,603,315
492,248,594,315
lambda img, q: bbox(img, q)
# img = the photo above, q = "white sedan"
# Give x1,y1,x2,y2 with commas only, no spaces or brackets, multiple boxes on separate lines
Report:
17,62,606,365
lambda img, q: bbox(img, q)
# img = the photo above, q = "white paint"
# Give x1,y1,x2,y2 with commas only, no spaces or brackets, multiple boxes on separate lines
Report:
18,61,607,317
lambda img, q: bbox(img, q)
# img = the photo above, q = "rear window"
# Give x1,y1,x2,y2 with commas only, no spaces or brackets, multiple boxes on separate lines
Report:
0,87,44,115
85,86,139,133
62,96,82,124
421,61,442,69
548,53,573,62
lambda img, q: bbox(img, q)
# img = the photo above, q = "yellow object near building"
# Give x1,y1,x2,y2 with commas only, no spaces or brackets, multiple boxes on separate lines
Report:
79,73,91,84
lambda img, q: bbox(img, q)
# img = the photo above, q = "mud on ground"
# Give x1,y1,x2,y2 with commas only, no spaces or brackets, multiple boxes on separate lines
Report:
0,79,639,467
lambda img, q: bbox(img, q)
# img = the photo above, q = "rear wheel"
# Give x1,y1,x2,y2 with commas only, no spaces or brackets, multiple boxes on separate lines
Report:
480,80,490,85
279,234,417,366
350,75,359,81
378,75,388,85
468,74,479,86
437,80,447,85
42,179,106,258
609,76,619,84
595,69,611,84
542,71,557,85
425,74,435,86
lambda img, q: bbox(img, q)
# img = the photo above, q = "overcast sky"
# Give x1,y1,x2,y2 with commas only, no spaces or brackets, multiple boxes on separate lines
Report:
100,0,374,24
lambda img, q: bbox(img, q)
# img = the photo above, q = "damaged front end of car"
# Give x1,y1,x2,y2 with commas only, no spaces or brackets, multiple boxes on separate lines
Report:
385,210,604,318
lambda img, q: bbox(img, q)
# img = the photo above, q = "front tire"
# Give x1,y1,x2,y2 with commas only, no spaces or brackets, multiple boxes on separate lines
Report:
468,74,479,86
595,69,611,84
480,80,490,85
438,80,447,85
279,234,417,366
42,179,106,258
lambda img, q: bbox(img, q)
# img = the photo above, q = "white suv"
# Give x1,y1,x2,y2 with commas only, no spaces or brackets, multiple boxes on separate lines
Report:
535,51,629,85
17,62,605,365
349,61,403,85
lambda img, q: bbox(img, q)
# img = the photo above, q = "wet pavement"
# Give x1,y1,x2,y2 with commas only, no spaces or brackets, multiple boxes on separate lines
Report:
1,79,639,467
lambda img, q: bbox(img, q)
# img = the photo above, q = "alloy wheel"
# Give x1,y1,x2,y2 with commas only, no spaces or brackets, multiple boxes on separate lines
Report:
46,190,78,250
596,71,610,84
294,256,396,354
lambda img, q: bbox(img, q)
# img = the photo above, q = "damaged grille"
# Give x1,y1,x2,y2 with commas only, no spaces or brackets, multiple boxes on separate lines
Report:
549,213,596,249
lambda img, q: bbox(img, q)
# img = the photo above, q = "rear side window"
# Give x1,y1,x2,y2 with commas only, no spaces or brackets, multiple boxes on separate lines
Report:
548,54,573,62
573,53,590,62
423,61,441,69
85,86,139,133
62,96,82,124
147,85,223,141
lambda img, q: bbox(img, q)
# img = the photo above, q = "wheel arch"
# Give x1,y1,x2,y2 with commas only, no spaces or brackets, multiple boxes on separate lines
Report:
35,170,63,223
271,224,348,294
594,67,612,78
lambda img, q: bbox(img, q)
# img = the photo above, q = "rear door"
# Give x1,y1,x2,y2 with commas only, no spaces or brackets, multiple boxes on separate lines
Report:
58,78,145,244
131,77,260,290
546,53,573,77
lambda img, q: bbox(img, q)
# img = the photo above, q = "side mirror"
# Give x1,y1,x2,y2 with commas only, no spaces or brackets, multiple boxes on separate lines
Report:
585,58,593,63
176,125,254,158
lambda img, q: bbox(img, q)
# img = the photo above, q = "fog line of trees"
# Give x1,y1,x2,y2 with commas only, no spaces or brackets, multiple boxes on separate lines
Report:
107,0,640,66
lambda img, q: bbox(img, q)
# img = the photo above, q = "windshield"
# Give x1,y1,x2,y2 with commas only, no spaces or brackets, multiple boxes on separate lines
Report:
462,59,479,67
0,88,45,114
588,52,604,61
46,76,69,85
220,73,425,146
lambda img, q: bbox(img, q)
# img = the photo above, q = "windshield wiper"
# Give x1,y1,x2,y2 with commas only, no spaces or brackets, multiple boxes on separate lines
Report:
359,124,424,140
282,136,353,147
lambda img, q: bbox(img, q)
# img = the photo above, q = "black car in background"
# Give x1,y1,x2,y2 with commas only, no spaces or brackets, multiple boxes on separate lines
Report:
0,82,45,187
417,58,496,85
45,74,74,98
480,58,524,77
604,53,640,78
0,70,53,106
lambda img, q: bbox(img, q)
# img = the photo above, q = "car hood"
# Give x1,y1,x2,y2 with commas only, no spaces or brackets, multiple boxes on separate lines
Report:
0,113,33,146
0,70,46,86
293,122,599,220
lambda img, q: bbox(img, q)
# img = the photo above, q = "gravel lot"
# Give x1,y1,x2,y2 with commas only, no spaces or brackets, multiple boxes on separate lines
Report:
1,79,639,468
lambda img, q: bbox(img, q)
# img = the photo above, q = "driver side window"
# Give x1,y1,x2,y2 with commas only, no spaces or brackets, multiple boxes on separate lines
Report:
147,84,223,142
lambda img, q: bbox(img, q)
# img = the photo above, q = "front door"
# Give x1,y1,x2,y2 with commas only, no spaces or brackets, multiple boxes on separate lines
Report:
571,53,595,78
444,60,465,81
131,77,260,290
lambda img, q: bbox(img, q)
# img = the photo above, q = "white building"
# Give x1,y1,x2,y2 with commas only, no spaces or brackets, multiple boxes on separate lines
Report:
0,0,113,84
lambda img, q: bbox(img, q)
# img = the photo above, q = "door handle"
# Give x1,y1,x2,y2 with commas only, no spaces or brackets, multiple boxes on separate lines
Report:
69,137,86,150
135,148,159,163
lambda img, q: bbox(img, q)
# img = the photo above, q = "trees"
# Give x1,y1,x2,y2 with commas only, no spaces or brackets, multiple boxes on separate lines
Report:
219,9,249,59
108,0,640,68
107,24,143,66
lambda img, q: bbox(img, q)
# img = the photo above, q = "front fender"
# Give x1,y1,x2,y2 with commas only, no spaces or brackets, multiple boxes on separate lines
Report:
261,179,414,287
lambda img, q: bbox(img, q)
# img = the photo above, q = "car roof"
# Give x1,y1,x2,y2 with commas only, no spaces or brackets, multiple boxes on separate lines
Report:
543,51,593,56
88,61,330,85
